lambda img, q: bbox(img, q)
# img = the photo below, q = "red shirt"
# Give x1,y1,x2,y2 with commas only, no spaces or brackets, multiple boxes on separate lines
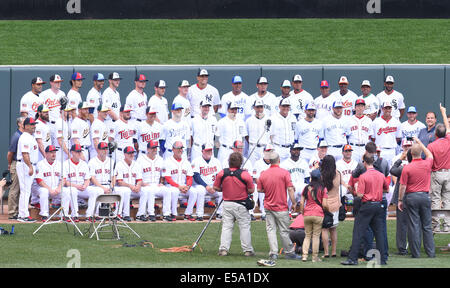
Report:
400,158,433,193
357,168,388,202
427,134,450,171
289,214,305,229
213,168,253,201
257,165,293,212
303,186,328,217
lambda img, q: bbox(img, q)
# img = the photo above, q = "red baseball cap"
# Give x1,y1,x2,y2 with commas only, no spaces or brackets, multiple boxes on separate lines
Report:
45,145,58,152
70,144,83,152
147,140,159,149
135,74,149,82
355,99,366,105
343,144,353,152
124,146,135,154
24,117,37,126
233,140,244,148
98,142,108,150
320,80,329,88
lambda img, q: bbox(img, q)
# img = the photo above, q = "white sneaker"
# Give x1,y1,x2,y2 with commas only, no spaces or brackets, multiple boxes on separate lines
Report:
257,259,276,267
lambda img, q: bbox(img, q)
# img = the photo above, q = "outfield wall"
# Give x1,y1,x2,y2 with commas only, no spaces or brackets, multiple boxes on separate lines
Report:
1,64,449,170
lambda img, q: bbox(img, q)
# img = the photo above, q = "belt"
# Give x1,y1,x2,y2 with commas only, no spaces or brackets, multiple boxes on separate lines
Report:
274,143,291,148
167,149,172,152
435,169,450,172
221,144,232,149
406,191,429,195
193,143,203,147
140,151,146,154
249,143,264,148
50,121,56,124
302,147,316,150
330,145,344,148
381,147,395,149
349,143,365,147
362,201,381,204
117,148,123,151
136,119,142,122
17,160,36,165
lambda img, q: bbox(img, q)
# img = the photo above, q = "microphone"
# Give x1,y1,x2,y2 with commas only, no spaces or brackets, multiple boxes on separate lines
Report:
59,96,69,110
108,141,118,154
265,119,272,131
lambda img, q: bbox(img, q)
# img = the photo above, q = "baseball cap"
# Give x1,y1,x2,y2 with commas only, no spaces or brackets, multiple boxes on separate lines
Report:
264,144,275,151
197,69,209,76
305,102,317,110
64,104,76,112
318,140,328,148
120,104,133,112
97,103,110,112
37,104,50,113
135,74,149,82
202,143,214,151
232,75,242,84
361,80,371,87
171,102,183,110
320,80,329,88
407,106,417,113
108,72,122,80
71,72,85,81
97,142,109,150
376,146,381,152
233,140,244,149
292,74,303,82
227,101,239,110
172,141,184,149
154,80,166,88
385,75,395,83
355,98,366,106
49,74,63,83
200,99,212,107
178,80,190,87
310,169,321,180
343,144,353,152
383,101,393,108
146,106,158,114
333,100,344,108
279,98,291,106
31,77,46,85
281,80,291,88
78,101,93,110
24,117,37,126
338,76,349,85
254,99,264,107
123,146,135,154
290,143,303,150
147,140,159,149
402,139,413,147
70,144,83,152
257,77,268,84
93,73,105,81
45,145,58,152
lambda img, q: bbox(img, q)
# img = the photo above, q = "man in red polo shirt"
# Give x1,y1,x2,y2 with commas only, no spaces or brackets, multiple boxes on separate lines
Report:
398,137,435,258
257,151,300,260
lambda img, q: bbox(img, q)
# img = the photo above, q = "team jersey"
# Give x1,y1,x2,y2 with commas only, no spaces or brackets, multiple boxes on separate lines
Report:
336,158,358,184
71,117,91,147
20,91,43,118
280,157,310,184
289,89,314,119
358,94,380,116
219,91,250,121
161,118,191,151
401,120,426,140
88,156,113,186
187,84,221,118
314,94,338,120
137,154,164,185
17,132,39,163
163,156,193,185
115,160,142,185
330,89,359,118
247,91,278,117
295,118,324,149
40,88,64,122
90,118,109,144
86,87,102,119
66,89,82,112
148,95,169,124
191,156,222,186
191,114,217,147
269,112,297,146
54,118,71,151
245,114,270,147
63,159,90,185
254,158,271,179
215,116,247,147
376,90,405,120
322,114,349,146
102,87,121,122
109,119,137,149
35,159,62,188
346,115,373,145
135,120,163,153
172,94,192,120
34,118,52,149
371,116,402,148
126,89,148,121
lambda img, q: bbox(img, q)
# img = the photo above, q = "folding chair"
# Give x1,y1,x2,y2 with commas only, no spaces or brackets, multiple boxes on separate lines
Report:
89,194,140,241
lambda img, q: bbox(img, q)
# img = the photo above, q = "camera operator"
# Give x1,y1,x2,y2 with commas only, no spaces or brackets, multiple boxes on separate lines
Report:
213,152,255,257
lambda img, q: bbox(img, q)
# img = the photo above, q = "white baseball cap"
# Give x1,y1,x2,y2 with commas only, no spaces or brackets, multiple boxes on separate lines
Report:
264,144,275,151
197,69,209,76
292,74,303,82
227,101,239,109
338,76,349,85
402,139,413,147
383,101,393,108
305,102,317,110
318,140,328,148
257,76,268,84
361,80,371,87
281,80,291,88
254,99,264,107
333,100,344,108
385,75,395,83
279,98,291,106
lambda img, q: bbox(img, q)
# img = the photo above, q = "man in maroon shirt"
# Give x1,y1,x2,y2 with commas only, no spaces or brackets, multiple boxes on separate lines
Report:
341,153,389,265
258,152,300,260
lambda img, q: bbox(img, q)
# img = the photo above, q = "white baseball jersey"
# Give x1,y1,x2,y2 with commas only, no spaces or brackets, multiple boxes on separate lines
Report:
86,87,102,119
54,118,71,151
40,88,64,122
330,89,359,118
90,118,109,144
126,89,148,121
358,94,380,116
115,160,142,185
322,114,349,146
148,95,169,124
161,118,191,151
219,91,250,121
102,87,121,122
88,156,113,186
34,118,52,150
247,91,278,117
346,115,373,145
295,118,324,149
110,119,137,150
336,158,358,184
401,120,426,140
67,89,82,111
163,156,193,185
63,159,90,185
173,94,192,120
254,158,271,179
371,116,402,148
187,84,221,118
137,154,164,185
269,112,297,146
280,157,310,184
376,90,405,119
191,156,222,186
20,91,43,118
215,116,247,147
245,114,270,147
35,159,62,188
71,117,91,147
191,114,217,147
289,89,314,119
17,132,39,163
314,94,338,120
135,120,162,153
274,96,296,114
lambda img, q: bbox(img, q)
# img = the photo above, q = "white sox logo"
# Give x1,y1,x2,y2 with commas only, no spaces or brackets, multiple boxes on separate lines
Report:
391,99,398,110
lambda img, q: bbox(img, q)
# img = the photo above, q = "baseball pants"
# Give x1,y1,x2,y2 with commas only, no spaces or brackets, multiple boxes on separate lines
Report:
273,146,290,163
191,185,223,217
219,201,254,254
141,185,171,216
17,161,36,219
430,170,450,231
62,186,99,217
380,148,396,168
265,210,296,257
166,186,197,216
247,144,264,166
32,186,60,217
351,145,366,163
250,185,265,217
300,148,317,164
217,146,233,167
190,144,203,163
114,186,147,218
327,146,344,162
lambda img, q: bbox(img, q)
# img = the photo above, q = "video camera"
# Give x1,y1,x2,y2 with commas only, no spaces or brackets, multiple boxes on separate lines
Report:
2,170,12,186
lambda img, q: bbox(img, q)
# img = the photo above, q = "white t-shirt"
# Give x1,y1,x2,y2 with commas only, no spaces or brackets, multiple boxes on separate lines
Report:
126,89,148,121
137,154,164,185
148,95,169,124
191,156,222,186
187,84,221,118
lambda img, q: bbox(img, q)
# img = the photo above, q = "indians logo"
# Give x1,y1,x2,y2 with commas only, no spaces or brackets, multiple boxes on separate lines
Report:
377,126,397,136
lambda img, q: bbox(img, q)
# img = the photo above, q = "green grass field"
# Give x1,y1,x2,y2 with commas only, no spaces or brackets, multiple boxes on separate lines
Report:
1,220,449,268
0,19,449,65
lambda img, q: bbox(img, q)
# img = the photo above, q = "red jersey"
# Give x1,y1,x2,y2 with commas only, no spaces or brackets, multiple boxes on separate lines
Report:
400,158,433,193
258,165,294,212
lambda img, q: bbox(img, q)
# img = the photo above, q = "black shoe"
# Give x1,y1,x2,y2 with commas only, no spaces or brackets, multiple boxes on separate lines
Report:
250,215,256,221
184,214,195,221
41,216,48,222
163,216,172,222
196,217,203,221
18,216,37,223
261,215,266,221
148,215,156,222
8,215,18,220
136,215,148,222
170,214,177,221
341,259,358,266
396,251,408,256
215,214,222,220
122,216,132,222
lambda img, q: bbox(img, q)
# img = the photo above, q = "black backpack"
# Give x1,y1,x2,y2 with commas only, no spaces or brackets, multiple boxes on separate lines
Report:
221,168,255,210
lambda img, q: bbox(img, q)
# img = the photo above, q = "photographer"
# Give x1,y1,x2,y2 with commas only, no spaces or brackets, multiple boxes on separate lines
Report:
213,152,255,257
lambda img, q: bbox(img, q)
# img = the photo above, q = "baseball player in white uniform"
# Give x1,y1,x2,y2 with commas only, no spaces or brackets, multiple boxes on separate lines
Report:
295,102,324,163
161,103,191,160
40,74,65,143
102,72,121,132
191,143,223,221
336,145,358,202
162,141,195,221
358,80,379,121
20,77,45,118
275,80,293,114
219,75,250,121
135,106,163,157
34,104,53,162
190,99,217,162
322,100,349,161
376,75,406,120
269,98,297,162
346,98,373,162
247,77,278,118
148,80,169,124
86,73,105,121
245,99,270,165
16,117,39,222
137,140,171,222
309,140,329,172
401,106,426,141
54,105,76,162
32,145,62,221
66,72,85,114
173,80,192,121
187,69,221,118
330,76,359,118
114,146,145,222
90,104,111,160
314,80,337,120
110,104,137,163
289,74,314,120
126,74,149,122
71,102,92,161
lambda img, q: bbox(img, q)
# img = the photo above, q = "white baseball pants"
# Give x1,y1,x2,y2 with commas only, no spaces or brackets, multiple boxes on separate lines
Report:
141,185,171,216
166,186,197,216
17,162,36,218
190,185,223,217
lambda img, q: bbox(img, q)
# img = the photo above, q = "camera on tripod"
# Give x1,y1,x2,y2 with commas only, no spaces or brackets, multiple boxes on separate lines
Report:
2,170,12,186
99,203,114,217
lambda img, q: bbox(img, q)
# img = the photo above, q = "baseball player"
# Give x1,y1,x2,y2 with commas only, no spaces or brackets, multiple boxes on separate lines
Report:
54,105,76,162
289,74,314,120
219,75,250,121
191,143,223,221
34,104,53,162
66,72,85,113
172,80,192,121
376,75,406,120
135,106,163,157
86,73,105,121
90,104,111,161
20,77,45,118
247,77,278,118
102,72,122,129
137,140,172,222
269,98,297,162
162,141,195,221
114,146,145,222
187,68,221,118
86,142,114,222
110,104,137,163
161,103,191,160
16,117,39,222
280,143,310,210
330,76,359,118
346,98,373,163
314,80,337,120
32,145,62,221
274,80,293,115
309,140,329,172
295,102,324,163
215,101,247,166
61,144,93,222
190,99,217,162
358,80,379,121
148,80,170,124
322,100,349,161
126,74,149,122
336,145,358,203
401,106,426,141
245,99,270,165
71,102,92,161
371,101,402,167
39,74,65,128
